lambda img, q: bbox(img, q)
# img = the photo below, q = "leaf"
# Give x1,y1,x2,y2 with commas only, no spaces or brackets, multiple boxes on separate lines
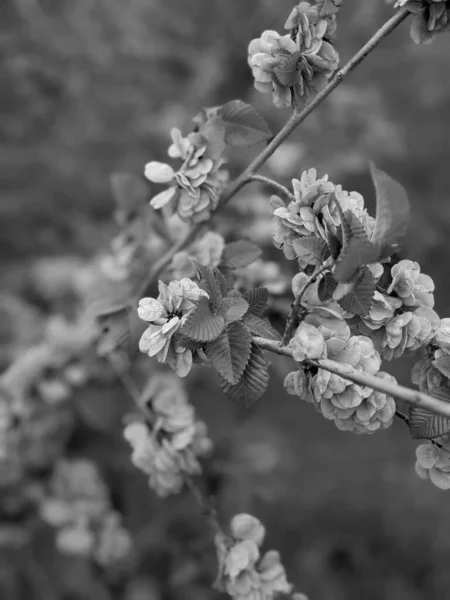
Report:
243,287,269,317
181,297,225,342
206,323,252,384
370,162,410,254
217,100,272,147
221,296,249,325
197,265,223,312
409,400,450,440
433,356,450,380
334,210,378,283
110,172,147,216
221,240,262,269
243,313,282,341
318,272,338,302
220,342,269,407
338,267,375,316
85,275,132,319
292,236,328,262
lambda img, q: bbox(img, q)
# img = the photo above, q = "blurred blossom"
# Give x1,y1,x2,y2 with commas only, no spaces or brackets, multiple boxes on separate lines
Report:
415,443,450,489
235,259,289,295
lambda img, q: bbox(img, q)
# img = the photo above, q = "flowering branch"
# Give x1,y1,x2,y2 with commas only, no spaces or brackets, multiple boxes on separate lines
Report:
142,7,410,296
252,336,450,419
281,258,334,345
248,175,295,202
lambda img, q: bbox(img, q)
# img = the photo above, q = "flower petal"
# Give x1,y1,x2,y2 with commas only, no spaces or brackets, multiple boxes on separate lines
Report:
145,161,175,183
150,186,177,209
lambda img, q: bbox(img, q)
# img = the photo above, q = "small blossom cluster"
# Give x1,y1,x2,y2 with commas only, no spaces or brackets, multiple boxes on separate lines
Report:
171,231,226,279
138,278,209,377
248,2,339,109
411,318,450,399
123,374,212,497
287,316,396,434
215,514,296,600
40,458,134,572
145,128,227,223
272,169,374,266
234,259,289,296
394,0,450,44
357,260,439,360
415,443,450,490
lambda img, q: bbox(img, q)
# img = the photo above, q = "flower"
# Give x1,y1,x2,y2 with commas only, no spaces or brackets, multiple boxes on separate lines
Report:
138,278,208,376
145,128,226,223
248,10,339,109
361,291,403,331
289,322,327,361
284,369,313,402
235,259,288,295
171,231,225,279
230,514,266,547
415,443,450,489
387,260,435,308
397,1,450,44
380,307,440,360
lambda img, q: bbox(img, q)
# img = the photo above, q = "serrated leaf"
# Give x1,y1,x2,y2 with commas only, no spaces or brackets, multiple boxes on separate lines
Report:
370,162,410,255
85,275,132,319
318,272,338,302
243,287,269,317
181,297,225,342
110,172,147,216
221,240,262,269
243,313,281,341
220,342,269,407
197,265,223,312
409,401,450,440
338,267,375,317
292,236,328,262
221,296,249,324
218,100,272,147
433,356,450,379
206,323,252,384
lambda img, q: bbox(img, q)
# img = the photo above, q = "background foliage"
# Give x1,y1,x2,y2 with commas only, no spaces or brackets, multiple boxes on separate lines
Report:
1,1,450,598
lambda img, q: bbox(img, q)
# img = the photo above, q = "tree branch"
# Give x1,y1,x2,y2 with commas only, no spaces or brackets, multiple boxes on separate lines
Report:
252,336,450,419
141,8,410,295
248,175,295,202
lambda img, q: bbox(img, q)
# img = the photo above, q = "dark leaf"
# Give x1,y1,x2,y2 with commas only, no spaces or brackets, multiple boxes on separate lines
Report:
292,236,328,262
334,210,379,283
220,342,269,407
318,272,338,302
409,400,450,440
433,356,450,380
218,100,272,147
243,287,269,317
206,323,252,384
181,297,225,342
221,296,249,324
243,313,281,341
197,265,223,312
221,240,262,269
338,267,375,316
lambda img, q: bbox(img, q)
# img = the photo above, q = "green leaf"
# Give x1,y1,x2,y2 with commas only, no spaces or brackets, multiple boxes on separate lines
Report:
433,356,450,379
221,240,262,269
221,296,249,325
243,287,269,317
197,265,223,312
370,162,410,256
273,52,302,88
218,100,272,147
243,313,281,341
318,272,338,302
338,267,375,316
206,323,252,384
220,342,269,407
292,236,328,262
181,297,225,342
110,172,147,217
409,401,450,440
334,210,378,283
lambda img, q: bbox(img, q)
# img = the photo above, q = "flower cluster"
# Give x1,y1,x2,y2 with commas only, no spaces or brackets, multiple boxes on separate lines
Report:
272,169,373,266
123,374,212,497
395,0,450,44
234,259,289,295
358,260,439,360
287,315,396,434
145,128,227,223
411,318,450,400
40,458,134,572
215,514,295,600
415,443,450,489
248,2,339,109
138,278,209,377
171,231,226,279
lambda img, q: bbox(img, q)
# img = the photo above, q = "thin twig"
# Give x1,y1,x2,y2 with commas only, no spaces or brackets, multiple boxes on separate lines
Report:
248,175,295,202
252,336,450,419
281,259,334,345
141,8,410,296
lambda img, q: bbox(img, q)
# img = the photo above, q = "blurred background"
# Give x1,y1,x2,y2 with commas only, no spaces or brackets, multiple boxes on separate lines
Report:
1,0,450,599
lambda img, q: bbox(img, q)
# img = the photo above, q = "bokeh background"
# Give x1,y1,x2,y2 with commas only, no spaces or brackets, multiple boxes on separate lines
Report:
1,1,450,599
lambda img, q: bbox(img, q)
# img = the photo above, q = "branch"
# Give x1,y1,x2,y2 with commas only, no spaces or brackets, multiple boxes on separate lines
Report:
248,175,295,202
281,259,333,345
252,336,450,419
141,7,410,295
